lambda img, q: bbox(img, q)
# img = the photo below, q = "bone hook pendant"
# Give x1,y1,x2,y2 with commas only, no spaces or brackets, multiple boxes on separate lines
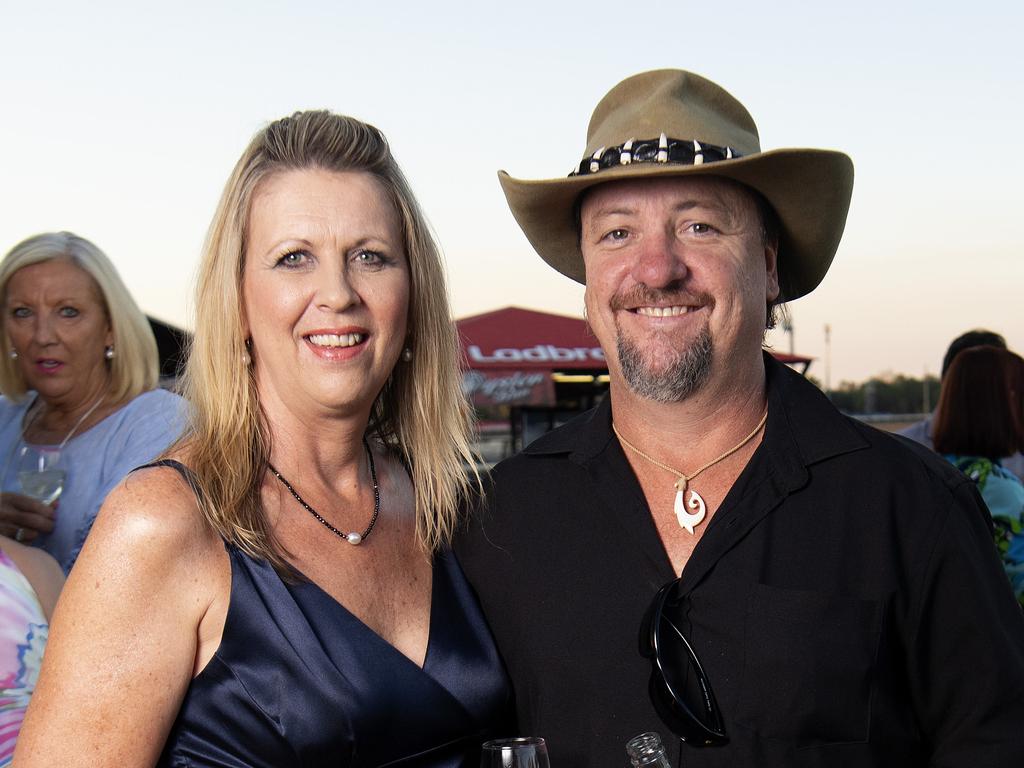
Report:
674,477,707,534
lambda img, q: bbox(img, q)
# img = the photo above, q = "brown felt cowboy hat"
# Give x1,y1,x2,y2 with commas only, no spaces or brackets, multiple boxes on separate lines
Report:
498,69,854,302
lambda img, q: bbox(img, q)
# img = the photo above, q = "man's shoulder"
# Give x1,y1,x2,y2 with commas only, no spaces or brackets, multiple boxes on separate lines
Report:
494,404,606,470
830,414,976,498
459,406,607,542
768,362,965,493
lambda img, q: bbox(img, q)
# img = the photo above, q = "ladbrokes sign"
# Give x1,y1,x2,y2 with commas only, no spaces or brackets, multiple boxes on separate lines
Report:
466,344,605,365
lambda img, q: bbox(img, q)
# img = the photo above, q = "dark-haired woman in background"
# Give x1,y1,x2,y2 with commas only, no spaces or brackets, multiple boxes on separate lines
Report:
933,345,1024,607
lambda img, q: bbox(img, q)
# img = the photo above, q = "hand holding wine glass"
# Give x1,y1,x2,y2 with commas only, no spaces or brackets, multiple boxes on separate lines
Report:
17,445,65,505
0,445,63,543
481,737,550,768
0,491,57,544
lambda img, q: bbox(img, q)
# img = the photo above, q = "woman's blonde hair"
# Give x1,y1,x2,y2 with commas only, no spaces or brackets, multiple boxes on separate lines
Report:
182,110,477,568
0,231,159,403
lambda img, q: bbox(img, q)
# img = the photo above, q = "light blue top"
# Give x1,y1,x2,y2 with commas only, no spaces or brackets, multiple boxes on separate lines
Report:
944,454,1024,608
0,389,187,573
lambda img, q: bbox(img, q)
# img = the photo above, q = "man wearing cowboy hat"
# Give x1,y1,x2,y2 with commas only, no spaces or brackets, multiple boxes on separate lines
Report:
455,70,1024,767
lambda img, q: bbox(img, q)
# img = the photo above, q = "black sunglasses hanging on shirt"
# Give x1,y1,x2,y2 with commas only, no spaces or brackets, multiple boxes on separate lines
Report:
641,579,729,747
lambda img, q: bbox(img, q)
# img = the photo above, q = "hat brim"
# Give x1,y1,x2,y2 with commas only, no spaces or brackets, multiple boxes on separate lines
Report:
498,148,853,302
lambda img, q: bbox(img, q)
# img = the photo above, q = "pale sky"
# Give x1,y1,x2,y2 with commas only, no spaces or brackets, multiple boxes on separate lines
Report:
2,0,1021,384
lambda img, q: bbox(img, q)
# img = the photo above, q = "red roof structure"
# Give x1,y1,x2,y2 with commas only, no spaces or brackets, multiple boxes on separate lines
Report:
457,306,605,371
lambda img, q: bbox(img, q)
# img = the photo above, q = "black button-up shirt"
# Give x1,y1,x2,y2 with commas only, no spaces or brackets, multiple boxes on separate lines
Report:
455,356,1024,767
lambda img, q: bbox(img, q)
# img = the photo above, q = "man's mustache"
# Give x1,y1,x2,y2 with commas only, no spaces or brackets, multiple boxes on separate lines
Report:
609,285,715,312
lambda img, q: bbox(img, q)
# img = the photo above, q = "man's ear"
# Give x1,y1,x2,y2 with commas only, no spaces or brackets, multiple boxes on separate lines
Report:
764,241,780,303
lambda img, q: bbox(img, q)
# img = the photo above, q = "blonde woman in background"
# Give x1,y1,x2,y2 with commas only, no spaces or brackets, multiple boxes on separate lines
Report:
0,233,186,572
17,111,511,767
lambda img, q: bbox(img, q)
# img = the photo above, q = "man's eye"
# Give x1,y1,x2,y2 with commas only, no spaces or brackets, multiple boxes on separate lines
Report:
603,229,629,242
689,223,716,235
59,307,80,318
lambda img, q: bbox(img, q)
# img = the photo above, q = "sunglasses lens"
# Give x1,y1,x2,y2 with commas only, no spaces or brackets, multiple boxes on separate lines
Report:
648,585,728,745
657,611,707,707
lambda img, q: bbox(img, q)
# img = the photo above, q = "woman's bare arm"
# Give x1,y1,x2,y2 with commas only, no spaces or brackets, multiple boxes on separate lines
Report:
14,467,225,767
1,537,64,618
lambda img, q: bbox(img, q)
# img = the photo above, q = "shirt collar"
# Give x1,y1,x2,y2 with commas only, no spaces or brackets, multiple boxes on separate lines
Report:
522,352,869,472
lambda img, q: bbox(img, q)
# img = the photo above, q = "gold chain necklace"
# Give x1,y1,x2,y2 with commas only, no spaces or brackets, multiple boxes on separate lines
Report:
613,408,768,535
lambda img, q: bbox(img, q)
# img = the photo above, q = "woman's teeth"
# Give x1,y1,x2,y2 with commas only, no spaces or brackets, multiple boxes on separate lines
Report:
307,333,366,348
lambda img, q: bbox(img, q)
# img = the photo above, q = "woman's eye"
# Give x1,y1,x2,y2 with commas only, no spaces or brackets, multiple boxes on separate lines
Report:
276,250,309,268
11,307,31,319
59,306,80,318
353,249,385,266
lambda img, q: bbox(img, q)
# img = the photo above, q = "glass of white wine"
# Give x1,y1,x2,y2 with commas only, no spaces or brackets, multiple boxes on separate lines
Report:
16,445,65,505
480,737,550,768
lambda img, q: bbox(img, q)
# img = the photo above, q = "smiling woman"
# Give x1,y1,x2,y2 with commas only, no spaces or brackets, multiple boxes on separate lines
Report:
242,168,411,422
14,112,511,767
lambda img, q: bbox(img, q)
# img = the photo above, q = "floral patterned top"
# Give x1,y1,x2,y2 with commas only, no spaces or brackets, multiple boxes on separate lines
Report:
946,455,1024,608
0,548,48,765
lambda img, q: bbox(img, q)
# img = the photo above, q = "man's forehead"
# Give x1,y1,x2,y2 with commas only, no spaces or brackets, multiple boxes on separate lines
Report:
580,175,756,219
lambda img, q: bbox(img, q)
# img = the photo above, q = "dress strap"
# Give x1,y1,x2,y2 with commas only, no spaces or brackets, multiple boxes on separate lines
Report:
133,459,203,502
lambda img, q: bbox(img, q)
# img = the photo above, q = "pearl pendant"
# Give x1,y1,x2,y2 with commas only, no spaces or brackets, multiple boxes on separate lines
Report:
674,477,707,535
346,532,363,545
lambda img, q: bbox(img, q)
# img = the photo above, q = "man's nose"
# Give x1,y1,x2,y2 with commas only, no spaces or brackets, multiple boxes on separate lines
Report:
630,230,688,288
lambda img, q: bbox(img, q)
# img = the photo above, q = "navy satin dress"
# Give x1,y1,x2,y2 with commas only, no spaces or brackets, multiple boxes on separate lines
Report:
150,464,512,767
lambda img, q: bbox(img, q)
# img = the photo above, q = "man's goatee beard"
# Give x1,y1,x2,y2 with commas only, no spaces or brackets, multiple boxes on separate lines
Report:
617,326,713,403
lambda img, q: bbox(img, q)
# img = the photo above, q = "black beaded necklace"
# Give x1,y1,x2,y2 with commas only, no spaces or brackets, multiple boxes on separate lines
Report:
267,437,380,546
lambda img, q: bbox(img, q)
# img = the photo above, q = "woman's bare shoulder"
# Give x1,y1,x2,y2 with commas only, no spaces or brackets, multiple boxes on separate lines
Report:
89,459,222,576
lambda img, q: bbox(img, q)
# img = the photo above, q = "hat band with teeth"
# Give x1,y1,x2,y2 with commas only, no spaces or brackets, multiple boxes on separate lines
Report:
569,133,741,177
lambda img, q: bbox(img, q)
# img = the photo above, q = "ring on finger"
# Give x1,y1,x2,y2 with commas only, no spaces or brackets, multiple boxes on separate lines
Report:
14,527,26,542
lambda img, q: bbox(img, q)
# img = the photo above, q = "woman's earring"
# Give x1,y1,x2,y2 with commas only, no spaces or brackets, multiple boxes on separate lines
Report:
8,348,17,360
104,345,115,360
242,338,252,367
401,347,413,363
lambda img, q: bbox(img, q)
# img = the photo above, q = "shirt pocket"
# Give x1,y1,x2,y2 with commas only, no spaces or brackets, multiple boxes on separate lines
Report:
735,583,883,748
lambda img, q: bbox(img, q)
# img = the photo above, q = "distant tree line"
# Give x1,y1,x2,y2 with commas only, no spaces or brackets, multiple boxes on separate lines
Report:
808,373,942,415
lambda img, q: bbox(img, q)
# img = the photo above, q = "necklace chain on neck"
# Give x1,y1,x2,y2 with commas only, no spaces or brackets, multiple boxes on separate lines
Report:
25,394,107,450
613,408,768,485
267,437,380,546
612,408,768,535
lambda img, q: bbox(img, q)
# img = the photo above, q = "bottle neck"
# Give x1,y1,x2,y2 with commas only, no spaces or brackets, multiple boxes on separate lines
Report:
626,732,672,767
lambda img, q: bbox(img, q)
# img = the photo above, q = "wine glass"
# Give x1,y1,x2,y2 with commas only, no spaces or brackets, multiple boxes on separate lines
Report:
480,737,550,768
16,445,65,505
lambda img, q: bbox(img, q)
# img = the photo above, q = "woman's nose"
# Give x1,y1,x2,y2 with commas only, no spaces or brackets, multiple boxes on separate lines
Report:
316,265,360,311
32,316,58,345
